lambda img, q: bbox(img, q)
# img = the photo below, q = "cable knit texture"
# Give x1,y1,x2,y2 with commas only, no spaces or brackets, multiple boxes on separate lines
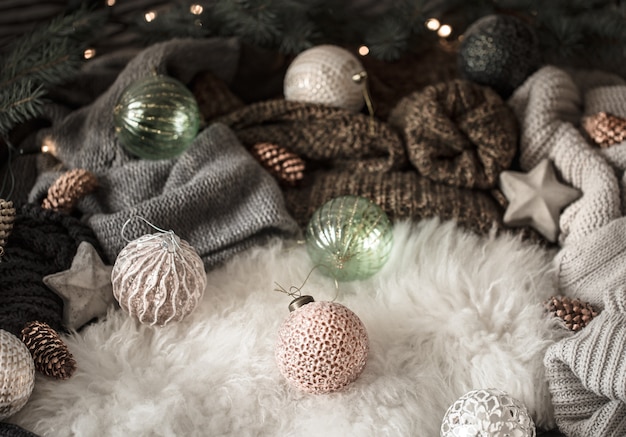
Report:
389,79,518,189
544,289,626,437
218,90,533,239
508,65,626,306
28,38,301,268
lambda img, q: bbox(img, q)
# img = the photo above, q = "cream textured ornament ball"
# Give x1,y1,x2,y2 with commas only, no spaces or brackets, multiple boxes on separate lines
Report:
275,295,369,394
111,232,206,327
284,45,366,112
0,329,35,420
441,388,536,437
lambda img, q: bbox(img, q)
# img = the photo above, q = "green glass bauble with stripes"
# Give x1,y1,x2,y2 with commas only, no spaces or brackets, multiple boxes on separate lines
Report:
113,75,200,160
305,195,393,282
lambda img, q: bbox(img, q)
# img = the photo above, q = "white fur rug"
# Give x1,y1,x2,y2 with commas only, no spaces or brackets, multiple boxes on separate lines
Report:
11,219,562,436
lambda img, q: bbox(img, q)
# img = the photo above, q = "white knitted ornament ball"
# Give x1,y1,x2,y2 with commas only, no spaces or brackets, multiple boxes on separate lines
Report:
284,45,366,113
275,296,369,394
111,232,206,327
0,329,35,420
441,388,536,437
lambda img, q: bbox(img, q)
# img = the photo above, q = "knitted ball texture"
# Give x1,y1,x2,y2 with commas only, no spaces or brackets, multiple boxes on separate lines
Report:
284,45,366,113
275,300,369,394
458,14,540,98
0,329,35,421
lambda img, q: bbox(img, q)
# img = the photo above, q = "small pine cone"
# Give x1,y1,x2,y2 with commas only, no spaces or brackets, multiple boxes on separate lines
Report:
0,199,15,257
250,143,305,187
544,295,599,332
42,168,97,213
21,321,76,380
582,112,626,148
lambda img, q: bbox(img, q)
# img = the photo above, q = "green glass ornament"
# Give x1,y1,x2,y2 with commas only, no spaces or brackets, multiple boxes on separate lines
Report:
113,75,200,160
306,195,393,281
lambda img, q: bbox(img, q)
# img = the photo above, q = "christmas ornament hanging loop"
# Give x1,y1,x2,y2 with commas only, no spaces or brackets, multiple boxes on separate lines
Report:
120,215,180,253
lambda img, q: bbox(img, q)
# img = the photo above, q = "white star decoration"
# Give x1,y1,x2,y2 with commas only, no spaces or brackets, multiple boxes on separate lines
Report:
43,241,115,330
499,159,581,243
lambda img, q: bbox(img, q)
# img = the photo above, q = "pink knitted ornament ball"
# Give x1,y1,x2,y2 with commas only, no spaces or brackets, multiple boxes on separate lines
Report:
275,296,369,394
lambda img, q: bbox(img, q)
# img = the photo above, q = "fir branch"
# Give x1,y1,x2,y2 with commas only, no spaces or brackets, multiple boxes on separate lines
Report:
0,7,101,138
134,3,212,45
0,82,46,136
212,0,284,47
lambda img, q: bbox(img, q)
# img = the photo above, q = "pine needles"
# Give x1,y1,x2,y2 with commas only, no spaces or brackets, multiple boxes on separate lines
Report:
0,7,102,139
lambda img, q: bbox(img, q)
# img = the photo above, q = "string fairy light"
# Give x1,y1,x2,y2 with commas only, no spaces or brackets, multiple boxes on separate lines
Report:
358,45,369,56
426,18,440,31
106,0,116,6
438,24,452,38
83,48,96,60
190,4,203,15
144,11,157,22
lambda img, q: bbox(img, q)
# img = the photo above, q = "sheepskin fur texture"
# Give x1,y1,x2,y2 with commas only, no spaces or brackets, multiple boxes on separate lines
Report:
10,219,562,436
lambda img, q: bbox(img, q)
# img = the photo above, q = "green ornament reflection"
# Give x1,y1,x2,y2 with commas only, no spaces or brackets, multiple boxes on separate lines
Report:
305,195,393,281
113,75,200,160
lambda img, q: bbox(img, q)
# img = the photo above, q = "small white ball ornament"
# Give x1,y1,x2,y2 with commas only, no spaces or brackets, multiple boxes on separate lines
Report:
284,44,367,113
111,231,206,327
441,388,536,437
0,329,35,420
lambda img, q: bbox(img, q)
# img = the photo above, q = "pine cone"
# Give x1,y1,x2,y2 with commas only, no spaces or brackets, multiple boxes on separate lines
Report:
42,168,97,213
582,112,626,148
544,295,599,332
21,321,76,380
0,199,15,257
250,143,305,187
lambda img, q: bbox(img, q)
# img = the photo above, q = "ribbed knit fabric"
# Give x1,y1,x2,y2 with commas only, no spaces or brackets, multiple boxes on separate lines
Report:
217,84,540,240
389,79,518,189
0,203,101,337
217,99,407,173
282,170,505,235
508,65,626,306
28,38,301,269
544,288,626,437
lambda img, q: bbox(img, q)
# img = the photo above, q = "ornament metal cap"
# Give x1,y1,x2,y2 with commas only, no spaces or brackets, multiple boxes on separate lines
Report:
288,295,315,312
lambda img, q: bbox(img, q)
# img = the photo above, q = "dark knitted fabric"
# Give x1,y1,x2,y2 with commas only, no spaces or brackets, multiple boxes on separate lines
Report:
283,169,504,235
361,45,459,120
389,79,519,189
217,99,408,173
217,95,535,239
0,422,40,437
0,203,101,336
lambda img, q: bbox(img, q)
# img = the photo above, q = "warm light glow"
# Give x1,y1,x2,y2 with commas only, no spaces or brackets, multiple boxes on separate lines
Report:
83,48,96,59
358,45,369,56
190,4,203,15
437,24,452,38
145,11,157,22
106,0,116,6
41,137,57,156
426,18,440,31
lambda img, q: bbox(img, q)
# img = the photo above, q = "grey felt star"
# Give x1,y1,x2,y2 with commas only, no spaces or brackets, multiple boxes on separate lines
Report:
499,158,581,243
43,241,115,330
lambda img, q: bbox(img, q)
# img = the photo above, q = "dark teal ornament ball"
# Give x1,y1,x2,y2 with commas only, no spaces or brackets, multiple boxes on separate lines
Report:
114,75,200,160
306,195,393,282
458,14,540,98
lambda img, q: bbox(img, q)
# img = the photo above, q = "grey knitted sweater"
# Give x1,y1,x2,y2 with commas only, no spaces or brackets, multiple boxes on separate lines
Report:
29,38,301,269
